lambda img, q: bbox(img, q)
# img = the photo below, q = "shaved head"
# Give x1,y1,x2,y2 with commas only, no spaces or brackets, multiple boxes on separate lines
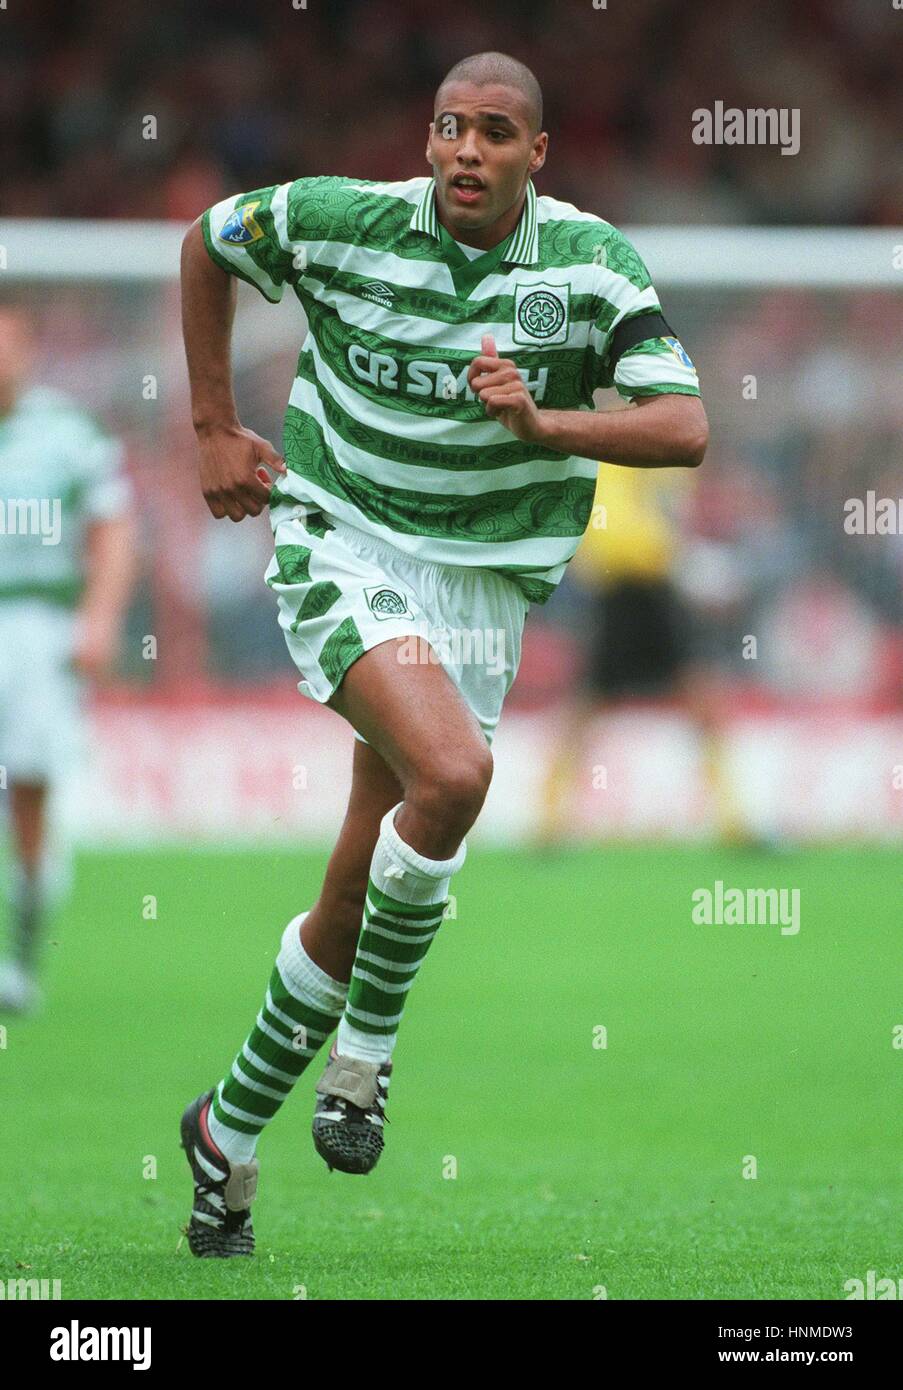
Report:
427,50,547,247
436,52,543,135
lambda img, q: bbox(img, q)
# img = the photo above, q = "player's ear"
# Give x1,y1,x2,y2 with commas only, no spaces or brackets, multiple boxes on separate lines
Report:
425,123,435,163
530,132,548,176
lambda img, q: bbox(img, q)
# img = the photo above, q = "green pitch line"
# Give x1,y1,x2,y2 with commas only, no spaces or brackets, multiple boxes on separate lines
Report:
0,845,899,1300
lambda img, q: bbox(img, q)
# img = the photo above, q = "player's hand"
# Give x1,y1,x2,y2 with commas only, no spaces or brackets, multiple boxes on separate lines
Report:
467,334,546,444
196,422,286,521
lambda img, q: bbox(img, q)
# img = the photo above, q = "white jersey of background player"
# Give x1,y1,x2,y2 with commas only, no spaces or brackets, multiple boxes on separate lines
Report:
0,306,134,1014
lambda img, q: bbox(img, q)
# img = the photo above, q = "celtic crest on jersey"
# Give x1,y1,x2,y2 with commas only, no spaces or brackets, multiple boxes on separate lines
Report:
364,586,412,620
513,282,570,345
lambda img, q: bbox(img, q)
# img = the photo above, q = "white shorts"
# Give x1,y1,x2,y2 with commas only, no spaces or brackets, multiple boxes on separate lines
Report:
0,601,85,783
266,502,529,744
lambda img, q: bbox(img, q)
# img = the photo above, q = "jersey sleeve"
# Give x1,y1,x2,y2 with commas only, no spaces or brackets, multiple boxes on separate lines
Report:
202,183,299,303
201,177,359,303
587,227,700,400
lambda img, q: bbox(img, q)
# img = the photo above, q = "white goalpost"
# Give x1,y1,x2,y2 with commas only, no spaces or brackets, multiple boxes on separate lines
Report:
1,221,901,286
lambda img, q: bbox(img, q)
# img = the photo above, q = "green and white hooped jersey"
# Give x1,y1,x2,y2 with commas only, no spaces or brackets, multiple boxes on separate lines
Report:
0,387,129,608
203,176,699,603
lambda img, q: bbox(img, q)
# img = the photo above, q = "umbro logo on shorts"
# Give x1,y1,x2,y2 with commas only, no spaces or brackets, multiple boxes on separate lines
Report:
365,587,411,620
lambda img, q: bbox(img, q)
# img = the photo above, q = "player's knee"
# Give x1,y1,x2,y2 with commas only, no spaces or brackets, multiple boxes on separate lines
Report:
410,744,493,831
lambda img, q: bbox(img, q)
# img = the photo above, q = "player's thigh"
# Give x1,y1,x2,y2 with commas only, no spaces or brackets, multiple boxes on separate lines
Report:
327,636,492,802
0,607,83,787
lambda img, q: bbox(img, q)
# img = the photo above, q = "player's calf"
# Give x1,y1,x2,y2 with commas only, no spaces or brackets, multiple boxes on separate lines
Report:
311,800,466,1175
312,648,491,1173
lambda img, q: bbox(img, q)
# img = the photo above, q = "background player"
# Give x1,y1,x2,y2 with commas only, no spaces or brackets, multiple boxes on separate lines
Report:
539,461,746,844
179,51,706,1255
0,306,134,1014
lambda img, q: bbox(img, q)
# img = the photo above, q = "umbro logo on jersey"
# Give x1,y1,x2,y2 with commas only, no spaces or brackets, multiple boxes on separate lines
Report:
513,282,570,345
360,281,396,308
218,202,264,245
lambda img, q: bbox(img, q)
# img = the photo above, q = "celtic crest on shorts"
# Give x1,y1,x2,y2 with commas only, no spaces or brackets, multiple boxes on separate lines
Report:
365,586,411,620
513,281,570,345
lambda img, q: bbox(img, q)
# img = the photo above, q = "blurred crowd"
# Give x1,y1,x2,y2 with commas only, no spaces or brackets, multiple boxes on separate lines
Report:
2,0,902,226
540,282,903,706
19,275,898,701
4,0,902,701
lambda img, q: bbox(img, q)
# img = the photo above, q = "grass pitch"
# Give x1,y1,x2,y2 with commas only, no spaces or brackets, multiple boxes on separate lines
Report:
1,843,899,1300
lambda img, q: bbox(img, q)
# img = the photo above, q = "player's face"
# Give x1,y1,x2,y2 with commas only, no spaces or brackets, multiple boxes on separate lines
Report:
0,311,33,408
427,81,547,240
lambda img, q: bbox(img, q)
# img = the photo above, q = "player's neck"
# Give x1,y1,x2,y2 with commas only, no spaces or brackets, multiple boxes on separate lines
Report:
435,188,526,253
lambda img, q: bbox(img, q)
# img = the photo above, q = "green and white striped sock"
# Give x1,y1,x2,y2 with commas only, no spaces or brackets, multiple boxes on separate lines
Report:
208,913,347,1163
337,803,466,1065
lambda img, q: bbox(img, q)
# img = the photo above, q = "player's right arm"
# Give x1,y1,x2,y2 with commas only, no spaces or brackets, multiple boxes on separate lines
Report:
181,215,285,522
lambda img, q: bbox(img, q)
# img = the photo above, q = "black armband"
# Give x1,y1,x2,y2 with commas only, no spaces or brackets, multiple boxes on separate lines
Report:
607,311,674,369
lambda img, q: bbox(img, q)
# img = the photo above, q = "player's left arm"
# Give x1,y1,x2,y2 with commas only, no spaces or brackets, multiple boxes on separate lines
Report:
75,516,135,680
469,334,708,468
74,438,136,681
